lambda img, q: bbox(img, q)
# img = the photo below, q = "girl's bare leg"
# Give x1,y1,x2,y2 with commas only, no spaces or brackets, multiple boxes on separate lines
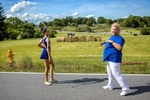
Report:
44,60,49,82
50,60,54,81
50,59,57,82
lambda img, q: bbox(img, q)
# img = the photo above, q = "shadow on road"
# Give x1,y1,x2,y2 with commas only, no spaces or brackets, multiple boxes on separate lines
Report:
57,78,108,88
127,84,150,96
114,83,150,96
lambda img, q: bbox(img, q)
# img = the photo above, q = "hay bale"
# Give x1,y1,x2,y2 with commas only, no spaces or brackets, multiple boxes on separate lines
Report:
56,37,65,42
88,36,95,42
95,36,101,41
65,37,73,42
79,36,86,42
73,36,79,42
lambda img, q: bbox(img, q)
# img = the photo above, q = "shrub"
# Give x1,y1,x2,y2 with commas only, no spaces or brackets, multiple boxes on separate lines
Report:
133,34,137,36
140,28,150,35
50,29,57,38
75,27,84,32
85,27,92,32
17,55,33,71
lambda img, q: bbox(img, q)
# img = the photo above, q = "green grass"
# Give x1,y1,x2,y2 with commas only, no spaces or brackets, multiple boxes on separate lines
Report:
0,31,150,74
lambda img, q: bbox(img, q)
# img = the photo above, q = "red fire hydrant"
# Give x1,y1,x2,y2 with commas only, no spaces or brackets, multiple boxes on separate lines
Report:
7,49,14,69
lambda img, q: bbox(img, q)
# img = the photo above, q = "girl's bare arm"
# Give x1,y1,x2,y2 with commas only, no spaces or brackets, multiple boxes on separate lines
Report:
46,38,51,60
37,39,44,48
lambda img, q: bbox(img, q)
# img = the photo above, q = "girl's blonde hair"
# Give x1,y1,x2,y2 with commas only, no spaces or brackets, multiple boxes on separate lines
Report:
111,23,120,33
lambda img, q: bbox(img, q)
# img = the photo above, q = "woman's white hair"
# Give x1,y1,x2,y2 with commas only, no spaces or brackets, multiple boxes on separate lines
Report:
111,23,120,33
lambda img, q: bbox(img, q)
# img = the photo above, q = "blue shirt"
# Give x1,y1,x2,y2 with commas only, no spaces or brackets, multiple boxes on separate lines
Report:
103,35,125,63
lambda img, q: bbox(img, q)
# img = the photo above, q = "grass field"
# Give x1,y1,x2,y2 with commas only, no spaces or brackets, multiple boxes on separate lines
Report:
0,30,150,74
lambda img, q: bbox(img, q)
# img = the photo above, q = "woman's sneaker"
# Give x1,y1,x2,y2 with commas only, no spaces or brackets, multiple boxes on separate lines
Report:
103,86,113,90
120,89,130,96
44,82,52,86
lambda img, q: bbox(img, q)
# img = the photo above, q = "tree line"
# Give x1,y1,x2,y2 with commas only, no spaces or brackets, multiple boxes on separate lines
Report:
41,15,150,28
0,2,150,41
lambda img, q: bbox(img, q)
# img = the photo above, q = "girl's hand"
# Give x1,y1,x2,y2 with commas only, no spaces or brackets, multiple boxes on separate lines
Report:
49,56,52,63
49,59,52,63
49,59,55,67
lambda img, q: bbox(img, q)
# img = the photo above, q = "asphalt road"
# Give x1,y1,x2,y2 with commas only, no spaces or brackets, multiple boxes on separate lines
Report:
0,72,150,100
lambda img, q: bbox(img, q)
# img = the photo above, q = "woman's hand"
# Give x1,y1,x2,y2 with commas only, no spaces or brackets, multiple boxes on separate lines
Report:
106,40,113,43
100,42,105,46
106,40,122,51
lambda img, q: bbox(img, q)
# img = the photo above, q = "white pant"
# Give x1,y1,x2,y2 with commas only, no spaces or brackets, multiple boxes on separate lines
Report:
106,61,129,90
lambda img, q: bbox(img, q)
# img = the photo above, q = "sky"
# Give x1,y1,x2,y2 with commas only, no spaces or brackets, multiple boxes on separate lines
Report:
1,0,150,24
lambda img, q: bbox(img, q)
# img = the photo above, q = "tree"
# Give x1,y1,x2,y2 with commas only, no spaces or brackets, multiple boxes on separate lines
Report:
19,22,35,39
123,19,131,27
65,16,73,25
97,16,105,24
5,17,36,39
123,15,142,28
88,17,96,24
5,17,23,39
0,2,6,41
105,19,113,25
143,16,150,27
52,18,61,26
86,20,93,26
74,18,79,27
47,21,53,26
82,18,88,25
61,18,66,26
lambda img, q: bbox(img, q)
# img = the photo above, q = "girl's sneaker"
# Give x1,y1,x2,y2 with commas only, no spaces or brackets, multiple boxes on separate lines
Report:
44,82,52,86
50,79,58,83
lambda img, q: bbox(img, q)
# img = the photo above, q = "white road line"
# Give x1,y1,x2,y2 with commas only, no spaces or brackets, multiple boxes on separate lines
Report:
0,72,150,76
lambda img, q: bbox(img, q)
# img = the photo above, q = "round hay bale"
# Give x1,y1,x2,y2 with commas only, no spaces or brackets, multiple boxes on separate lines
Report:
79,36,86,42
88,36,95,42
95,36,101,41
73,36,79,42
65,37,73,42
56,37,65,42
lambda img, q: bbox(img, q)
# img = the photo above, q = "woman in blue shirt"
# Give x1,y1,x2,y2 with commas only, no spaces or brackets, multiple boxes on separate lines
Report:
100,23,130,96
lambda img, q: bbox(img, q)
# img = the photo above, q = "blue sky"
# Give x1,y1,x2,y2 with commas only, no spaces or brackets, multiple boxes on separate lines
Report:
1,0,150,24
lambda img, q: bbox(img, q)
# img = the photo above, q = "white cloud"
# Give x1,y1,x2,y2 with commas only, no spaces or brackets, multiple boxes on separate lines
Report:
123,15,129,18
30,7,36,10
16,13,53,22
6,14,13,18
6,12,55,24
72,12,79,16
6,12,53,24
86,14,95,18
10,1,37,13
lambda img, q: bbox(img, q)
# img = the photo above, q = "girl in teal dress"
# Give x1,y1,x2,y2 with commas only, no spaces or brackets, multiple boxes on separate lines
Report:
37,27,57,85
